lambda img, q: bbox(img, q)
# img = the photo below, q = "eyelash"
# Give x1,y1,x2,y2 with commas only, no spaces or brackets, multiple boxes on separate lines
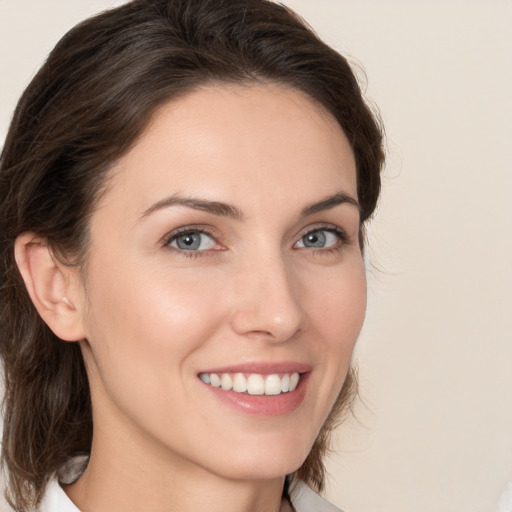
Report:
295,225,349,254
162,224,350,258
162,226,221,259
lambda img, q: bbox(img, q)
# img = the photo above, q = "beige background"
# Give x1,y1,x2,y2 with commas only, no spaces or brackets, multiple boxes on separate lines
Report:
1,1,511,511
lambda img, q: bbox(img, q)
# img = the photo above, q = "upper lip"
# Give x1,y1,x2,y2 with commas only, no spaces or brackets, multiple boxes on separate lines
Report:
198,361,312,375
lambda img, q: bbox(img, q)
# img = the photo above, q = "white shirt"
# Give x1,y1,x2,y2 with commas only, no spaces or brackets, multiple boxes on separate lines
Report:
37,456,342,512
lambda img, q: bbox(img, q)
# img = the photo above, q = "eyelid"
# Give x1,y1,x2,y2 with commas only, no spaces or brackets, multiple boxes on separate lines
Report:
161,225,225,251
294,223,350,250
297,223,349,240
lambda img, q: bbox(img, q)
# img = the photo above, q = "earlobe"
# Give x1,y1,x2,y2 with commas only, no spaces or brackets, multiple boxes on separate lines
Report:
14,233,86,342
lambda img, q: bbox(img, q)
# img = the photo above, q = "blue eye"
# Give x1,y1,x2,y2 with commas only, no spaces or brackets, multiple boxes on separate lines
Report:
295,229,342,249
169,231,216,251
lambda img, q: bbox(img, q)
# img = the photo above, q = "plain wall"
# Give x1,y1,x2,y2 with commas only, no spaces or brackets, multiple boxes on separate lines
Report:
1,1,511,511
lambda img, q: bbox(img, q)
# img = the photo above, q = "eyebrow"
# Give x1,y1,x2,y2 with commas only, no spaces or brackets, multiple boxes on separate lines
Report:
300,191,360,217
141,195,244,220
140,191,359,221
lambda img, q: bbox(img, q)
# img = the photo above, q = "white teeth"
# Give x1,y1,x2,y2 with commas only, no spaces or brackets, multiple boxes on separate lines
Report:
289,372,300,392
247,374,265,395
210,373,221,388
220,373,233,390
281,373,290,393
199,371,301,395
264,374,282,395
232,373,248,393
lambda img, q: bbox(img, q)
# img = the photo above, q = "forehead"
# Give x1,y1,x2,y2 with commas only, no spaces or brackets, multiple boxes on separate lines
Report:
99,83,357,216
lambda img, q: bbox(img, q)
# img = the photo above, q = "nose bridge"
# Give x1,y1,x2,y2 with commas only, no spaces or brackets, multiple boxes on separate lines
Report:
230,246,303,341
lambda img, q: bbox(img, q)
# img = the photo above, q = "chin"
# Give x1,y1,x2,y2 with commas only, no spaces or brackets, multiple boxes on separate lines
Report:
196,431,314,482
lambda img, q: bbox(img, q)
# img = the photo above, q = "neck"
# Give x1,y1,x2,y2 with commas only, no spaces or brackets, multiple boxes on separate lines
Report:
65,426,288,512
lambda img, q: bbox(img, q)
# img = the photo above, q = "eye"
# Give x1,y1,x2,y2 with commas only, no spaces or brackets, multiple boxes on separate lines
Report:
294,228,344,250
168,230,216,251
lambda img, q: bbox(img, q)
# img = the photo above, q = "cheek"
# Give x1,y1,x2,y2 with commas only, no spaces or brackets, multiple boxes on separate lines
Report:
84,263,227,358
307,259,366,395
309,259,367,343
80,263,230,432
90,266,253,406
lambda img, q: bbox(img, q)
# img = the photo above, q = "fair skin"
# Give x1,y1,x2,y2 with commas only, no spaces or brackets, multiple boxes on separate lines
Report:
15,83,366,512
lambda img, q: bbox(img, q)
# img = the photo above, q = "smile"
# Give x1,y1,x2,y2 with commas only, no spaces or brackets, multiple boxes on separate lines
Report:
198,372,301,396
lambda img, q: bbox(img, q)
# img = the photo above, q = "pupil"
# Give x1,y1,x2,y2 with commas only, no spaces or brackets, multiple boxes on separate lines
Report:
177,233,200,250
304,230,326,248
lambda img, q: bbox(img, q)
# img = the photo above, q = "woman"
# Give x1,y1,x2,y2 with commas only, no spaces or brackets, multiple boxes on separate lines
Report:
0,0,384,511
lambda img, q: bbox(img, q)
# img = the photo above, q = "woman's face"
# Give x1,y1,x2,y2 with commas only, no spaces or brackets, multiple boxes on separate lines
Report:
75,83,366,481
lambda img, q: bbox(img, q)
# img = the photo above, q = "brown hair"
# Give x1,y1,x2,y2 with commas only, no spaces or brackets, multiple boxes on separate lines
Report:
0,0,384,509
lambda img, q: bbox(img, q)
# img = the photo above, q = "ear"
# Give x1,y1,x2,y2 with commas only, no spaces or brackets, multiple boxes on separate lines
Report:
14,233,86,342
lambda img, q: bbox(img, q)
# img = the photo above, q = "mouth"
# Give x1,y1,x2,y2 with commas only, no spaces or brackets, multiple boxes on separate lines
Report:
198,371,301,396
197,364,311,417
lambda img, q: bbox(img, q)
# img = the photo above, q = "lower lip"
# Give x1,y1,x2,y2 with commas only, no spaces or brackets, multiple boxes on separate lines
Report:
201,373,310,417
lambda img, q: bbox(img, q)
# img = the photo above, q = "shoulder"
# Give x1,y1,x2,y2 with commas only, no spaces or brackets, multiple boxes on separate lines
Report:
37,479,81,512
289,480,344,512
37,456,87,512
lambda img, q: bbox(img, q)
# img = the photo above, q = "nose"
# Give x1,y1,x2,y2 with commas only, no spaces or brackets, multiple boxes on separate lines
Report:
229,253,304,342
